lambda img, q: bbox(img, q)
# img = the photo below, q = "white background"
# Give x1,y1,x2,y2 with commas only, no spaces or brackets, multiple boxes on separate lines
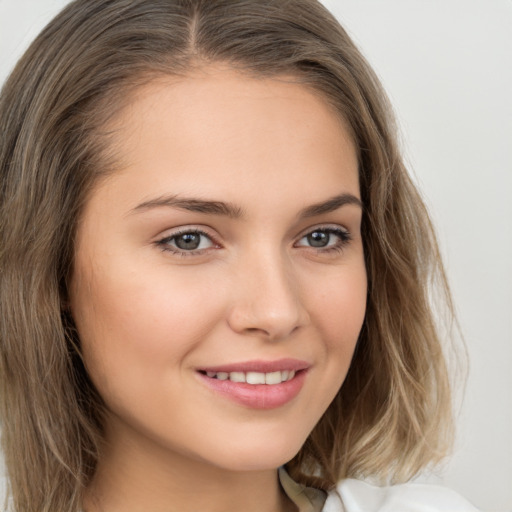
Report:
1,1,511,511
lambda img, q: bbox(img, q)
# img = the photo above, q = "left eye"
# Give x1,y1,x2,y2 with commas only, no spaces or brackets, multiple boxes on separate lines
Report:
159,231,214,252
296,228,349,249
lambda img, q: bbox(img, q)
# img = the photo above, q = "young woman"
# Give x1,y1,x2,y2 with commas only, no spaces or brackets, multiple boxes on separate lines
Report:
0,1,478,511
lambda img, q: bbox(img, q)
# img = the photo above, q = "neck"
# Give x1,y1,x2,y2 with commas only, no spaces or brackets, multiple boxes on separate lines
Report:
83,421,296,512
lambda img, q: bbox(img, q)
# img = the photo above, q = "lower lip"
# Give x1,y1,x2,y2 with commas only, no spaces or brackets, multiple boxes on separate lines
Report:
198,370,307,410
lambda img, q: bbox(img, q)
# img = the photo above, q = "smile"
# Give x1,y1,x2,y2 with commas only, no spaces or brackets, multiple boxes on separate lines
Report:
201,370,296,385
197,359,309,409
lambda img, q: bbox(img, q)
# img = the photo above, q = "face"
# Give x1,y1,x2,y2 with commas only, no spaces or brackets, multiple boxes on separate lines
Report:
70,67,367,473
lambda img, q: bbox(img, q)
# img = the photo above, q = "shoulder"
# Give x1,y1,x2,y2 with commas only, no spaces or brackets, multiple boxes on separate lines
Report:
322,479,480,512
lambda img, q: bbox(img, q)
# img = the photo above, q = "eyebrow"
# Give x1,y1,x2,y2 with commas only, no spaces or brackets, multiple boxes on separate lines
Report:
130,195,244,218
130,193,362,218
299,193,363,218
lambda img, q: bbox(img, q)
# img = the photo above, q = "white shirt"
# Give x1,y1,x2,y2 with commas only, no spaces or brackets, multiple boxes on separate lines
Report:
279,468,480,512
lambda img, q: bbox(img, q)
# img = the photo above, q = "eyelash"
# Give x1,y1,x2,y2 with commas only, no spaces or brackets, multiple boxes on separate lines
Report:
155,228,218,257
295,226,352,254
155,226,352,257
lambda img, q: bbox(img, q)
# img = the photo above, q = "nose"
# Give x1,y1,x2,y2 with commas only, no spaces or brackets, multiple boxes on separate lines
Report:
226,250,310,341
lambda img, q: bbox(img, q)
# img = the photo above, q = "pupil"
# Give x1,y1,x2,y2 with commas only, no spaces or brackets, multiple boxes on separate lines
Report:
308,231,329,247
176,233,200,250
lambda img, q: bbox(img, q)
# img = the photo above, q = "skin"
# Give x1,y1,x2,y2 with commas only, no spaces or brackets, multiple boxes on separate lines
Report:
70,66,367,512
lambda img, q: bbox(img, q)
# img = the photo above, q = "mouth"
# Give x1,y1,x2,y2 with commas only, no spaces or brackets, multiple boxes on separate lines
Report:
196,359,309,409
198,369,298,385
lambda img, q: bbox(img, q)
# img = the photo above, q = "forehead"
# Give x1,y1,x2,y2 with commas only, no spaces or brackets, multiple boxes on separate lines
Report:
85,66,360,221
109,66,355,163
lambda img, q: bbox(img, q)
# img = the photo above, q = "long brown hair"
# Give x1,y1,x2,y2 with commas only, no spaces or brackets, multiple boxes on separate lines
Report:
0,1,458,510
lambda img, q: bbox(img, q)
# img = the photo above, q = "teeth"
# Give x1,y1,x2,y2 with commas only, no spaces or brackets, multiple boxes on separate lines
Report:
265,371,282,385
246,372,265,384
229,372,245,383
205,370,297,385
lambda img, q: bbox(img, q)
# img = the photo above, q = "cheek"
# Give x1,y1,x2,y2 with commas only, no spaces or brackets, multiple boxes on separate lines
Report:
305,263,367,387
69,260,225,393
312,266,367,342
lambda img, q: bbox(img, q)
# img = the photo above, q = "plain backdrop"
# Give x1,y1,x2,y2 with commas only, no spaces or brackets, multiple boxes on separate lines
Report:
1,1,511,511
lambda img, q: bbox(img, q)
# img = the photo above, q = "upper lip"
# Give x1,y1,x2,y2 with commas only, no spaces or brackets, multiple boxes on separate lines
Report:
197,358,310,374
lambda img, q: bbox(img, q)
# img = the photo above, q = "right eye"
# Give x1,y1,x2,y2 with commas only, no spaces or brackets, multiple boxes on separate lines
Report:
156,229,216,254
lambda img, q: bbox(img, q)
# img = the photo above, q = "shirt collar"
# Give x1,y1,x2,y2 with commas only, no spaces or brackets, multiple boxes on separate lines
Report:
278,467,327,512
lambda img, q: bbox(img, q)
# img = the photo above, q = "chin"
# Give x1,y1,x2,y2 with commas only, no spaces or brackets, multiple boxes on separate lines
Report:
207,436,305,473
